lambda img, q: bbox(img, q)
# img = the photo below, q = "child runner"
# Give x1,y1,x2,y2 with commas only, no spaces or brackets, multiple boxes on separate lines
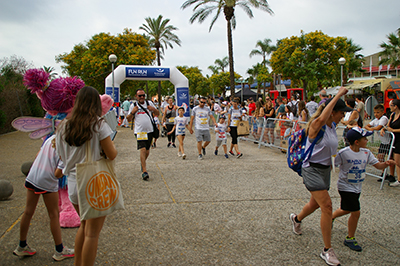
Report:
152,114,160,149
214,115,230,158
168,107,190,159
13,135,74,261
364,104,395,182
56,86,117,266
332,127,394,251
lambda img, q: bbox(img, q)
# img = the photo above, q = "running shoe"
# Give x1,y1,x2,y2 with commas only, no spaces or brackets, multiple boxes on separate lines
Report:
229,151,235,156
389,180,400,187
142,172,149,181
13,245,36,257
172,143,176,148
320,248,340,266
344,236,362,252
167,143,171,147
198,154,203,160
214,150,218,155
237,153,243,158
202,147,206,155
289,213,302,235
182,154,186,160
177,152,182,157
224,154,229,159
52,246,75,261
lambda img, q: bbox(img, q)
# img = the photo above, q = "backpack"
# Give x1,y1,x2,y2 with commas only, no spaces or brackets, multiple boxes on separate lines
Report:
287,125,326,176
291,101,299,118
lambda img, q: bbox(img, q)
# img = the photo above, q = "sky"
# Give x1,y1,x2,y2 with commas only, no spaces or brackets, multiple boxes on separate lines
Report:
0,0,399,81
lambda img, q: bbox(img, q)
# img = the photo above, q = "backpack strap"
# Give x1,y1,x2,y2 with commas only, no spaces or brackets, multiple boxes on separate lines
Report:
303,125,326,163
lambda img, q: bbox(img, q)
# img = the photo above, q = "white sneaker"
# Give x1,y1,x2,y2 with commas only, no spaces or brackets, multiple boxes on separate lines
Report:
13,244,36,257
52,246,74,261
182,154,186,160
289,213,302,235
320,248,340,266
389,180,400,187
177,152,182,157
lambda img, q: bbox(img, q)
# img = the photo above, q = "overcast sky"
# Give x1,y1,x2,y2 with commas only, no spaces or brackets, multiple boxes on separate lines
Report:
1,0,399,80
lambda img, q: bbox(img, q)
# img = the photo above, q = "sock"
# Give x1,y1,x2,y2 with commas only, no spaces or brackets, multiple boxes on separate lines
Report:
294,216,301,223
324,247,329,252
56,243,64,253
19,240,27,248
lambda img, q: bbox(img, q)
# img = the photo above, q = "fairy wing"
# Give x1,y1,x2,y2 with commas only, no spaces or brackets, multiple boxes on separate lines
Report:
29,127,54,139
12,117,53,132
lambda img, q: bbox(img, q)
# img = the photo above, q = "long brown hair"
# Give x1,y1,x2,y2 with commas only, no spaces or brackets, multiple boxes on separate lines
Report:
298,100,309,120
64,86,102,146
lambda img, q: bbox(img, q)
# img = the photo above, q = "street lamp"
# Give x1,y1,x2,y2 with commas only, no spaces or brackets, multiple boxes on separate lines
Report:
339,57,346,87
108,54,117,101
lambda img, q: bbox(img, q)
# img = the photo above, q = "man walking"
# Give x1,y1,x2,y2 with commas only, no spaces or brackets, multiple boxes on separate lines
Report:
127,89,159,181
121,97,131,127
189,96,217,160
306,95,318,117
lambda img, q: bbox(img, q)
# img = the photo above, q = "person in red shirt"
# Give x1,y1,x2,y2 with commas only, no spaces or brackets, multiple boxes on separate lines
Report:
248,97,256,115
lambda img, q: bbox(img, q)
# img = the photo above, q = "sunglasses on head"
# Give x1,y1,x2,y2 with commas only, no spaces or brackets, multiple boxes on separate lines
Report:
137,94,146,97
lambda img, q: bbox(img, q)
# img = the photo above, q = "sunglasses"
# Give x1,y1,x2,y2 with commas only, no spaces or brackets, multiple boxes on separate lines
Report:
200,101,206,104
137,94,146,97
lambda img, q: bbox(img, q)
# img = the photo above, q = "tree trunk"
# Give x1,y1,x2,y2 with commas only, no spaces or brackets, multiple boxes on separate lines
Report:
157,47,162,106
226,19,235,99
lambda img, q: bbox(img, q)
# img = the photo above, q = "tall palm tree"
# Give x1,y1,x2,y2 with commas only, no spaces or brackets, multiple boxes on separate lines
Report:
247,63,262,94
214,56,229,72
379,28,400,75
345,39,364,80
208,65,220,75
182,0,273,97
249,38,276,67
139,15,181,104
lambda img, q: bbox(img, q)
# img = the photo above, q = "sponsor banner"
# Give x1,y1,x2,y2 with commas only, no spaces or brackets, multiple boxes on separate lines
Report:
125,67,170,79
105,87,120,103
176,87,190,117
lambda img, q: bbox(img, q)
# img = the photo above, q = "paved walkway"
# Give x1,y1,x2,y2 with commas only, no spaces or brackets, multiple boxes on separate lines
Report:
1,128,400,265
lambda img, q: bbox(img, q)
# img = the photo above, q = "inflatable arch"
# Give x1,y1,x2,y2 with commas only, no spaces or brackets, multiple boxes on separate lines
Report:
105,65,189,115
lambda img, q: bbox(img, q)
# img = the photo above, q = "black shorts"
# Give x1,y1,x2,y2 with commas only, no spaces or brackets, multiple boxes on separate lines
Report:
25,181,50,194
339,190,360,212
393,141,400,154
136,132,154,150
378,143,391,155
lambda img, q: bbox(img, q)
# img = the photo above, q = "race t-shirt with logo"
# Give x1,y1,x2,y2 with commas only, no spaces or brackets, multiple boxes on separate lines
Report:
174,116,188,135
215,122,228,140
335,147,379,193
192,105,211,130
228,108,242,127
129,100,156,135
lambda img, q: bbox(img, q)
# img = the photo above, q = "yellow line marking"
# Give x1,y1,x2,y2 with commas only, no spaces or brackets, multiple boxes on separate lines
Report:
1,213,22,240
156,163,176,204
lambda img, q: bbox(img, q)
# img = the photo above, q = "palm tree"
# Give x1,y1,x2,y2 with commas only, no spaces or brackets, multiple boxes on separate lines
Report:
182,0,273,97
249,38,276,67
139,15,181,104
345,39,364,80
214,56,229,72
208,65,220,75
247,63,262,94
379,28,400,76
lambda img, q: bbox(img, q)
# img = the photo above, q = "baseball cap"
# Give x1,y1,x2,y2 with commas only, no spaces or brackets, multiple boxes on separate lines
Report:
325,98,353,112
219,115,226,120
346,127,373,143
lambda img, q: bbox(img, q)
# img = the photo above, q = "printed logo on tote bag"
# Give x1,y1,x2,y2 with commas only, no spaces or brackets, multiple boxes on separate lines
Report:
86,171,119,211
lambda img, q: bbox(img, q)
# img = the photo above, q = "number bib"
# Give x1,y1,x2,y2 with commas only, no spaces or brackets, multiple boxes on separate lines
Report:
200,118,208,125
137,132,148,140
347,168,366,183
168,117,175,123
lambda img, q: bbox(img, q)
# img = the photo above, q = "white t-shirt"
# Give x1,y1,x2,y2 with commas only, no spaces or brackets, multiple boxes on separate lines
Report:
192,105,211,130
229,108,242,127
174,116,188,135
55,119,113,179
213,103,222,112
306,101,318,117
335,147,379,193
26,135,63,193
368,116,390,144
215,123,228,140
129,101,157,134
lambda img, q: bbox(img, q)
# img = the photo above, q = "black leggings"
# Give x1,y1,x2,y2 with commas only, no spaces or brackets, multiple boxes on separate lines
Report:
166,124,176,143
230,126,238,145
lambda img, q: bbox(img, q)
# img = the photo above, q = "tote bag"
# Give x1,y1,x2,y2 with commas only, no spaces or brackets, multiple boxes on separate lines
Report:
237,120,250,136
76,142,124,221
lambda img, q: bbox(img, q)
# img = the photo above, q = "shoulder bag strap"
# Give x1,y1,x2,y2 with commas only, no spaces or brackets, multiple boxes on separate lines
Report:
303,125,326,162
137,101,156,126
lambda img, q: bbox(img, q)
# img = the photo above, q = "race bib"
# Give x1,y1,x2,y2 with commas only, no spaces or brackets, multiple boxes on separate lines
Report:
200,118,208,125
137,132,148,140
232,119,239,127
347,168,365,183
169,118,175,123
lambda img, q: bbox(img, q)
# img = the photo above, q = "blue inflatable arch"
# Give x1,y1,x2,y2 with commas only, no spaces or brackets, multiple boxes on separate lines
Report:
105,65,189,115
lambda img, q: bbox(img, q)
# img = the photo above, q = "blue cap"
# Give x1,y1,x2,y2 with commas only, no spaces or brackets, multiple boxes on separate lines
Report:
346,127,373,143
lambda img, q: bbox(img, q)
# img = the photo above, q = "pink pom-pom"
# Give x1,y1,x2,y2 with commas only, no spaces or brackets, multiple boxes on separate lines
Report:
23,69,50,94
100,94,114,116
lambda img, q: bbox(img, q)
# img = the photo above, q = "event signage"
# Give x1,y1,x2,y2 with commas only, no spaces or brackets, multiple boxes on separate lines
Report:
125,67,170,79
176,87,190,117
390,80,400,89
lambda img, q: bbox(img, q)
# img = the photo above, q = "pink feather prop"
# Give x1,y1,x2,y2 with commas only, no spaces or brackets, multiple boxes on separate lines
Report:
100,94,114,116
23,69,50,95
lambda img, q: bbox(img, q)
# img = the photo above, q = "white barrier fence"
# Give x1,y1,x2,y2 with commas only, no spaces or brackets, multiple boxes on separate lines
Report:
240,118,395,190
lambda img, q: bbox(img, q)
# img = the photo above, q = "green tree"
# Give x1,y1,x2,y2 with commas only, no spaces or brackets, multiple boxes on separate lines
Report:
379,28,400,72
56,28,155,95
214,56,229,72
177,66,209,96
182,0,273,98
249,38,276,67
209,71,241,97
140,15,181,104
270,31,361,93
256,65,272,97
246,63,262,93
